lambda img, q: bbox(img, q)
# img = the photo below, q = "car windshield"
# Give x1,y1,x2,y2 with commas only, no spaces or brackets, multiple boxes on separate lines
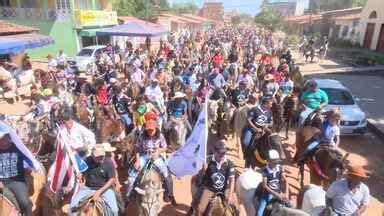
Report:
322,88,355,105
77,49,93,57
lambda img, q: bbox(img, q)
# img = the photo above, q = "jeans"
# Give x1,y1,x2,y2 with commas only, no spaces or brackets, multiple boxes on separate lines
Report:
3,180,32,216
256,193,273,216
120,113,132,126
126,154,168,198
242,127,256,152
299,106,314,126
70,186,118,215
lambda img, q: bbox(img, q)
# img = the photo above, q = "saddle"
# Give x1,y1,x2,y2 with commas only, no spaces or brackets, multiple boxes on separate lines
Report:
0,186,21,211
77,193,109,215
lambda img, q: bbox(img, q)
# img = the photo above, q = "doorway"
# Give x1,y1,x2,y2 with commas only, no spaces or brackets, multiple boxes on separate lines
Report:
376,24,384,53
363,23,375,49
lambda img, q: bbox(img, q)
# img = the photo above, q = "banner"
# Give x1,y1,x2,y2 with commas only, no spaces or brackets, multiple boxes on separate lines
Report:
168,98,208,177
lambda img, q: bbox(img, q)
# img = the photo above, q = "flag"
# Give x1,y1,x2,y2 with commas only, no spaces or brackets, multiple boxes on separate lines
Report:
49,127,87,193
168,98,208,177
0,121,43,173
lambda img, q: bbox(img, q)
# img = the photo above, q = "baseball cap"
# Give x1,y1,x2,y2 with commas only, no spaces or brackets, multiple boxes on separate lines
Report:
214,140,227,154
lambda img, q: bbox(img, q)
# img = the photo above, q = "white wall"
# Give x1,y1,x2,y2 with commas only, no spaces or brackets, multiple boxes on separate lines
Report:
359,0,384,50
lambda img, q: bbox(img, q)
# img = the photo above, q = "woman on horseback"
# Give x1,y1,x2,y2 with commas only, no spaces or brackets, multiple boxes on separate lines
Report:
126,120,176,206
323,109,341,149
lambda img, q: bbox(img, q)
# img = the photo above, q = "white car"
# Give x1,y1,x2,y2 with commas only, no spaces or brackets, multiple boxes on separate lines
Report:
68,45,106,72
315,79,367,135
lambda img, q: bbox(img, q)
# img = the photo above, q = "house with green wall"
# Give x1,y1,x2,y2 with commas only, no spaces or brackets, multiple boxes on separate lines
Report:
0,0,117,59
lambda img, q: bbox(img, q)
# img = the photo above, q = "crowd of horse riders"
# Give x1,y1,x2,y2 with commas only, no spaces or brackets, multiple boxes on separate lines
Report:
0,26,370,216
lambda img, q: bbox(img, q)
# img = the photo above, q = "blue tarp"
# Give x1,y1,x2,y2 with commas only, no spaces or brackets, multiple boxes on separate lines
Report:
0,33,54,54
96,20,168,37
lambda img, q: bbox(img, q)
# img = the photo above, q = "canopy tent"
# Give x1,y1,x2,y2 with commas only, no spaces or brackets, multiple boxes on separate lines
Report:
96,20,168,37
0,33,54,54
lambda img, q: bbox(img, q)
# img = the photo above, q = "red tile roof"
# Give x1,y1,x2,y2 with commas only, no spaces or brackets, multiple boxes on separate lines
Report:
284,14,323,23
0,21,38,35
331,13,361,21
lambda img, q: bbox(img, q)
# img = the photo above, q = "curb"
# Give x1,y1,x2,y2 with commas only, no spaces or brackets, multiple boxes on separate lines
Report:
302,67,384,76
367,120,384,141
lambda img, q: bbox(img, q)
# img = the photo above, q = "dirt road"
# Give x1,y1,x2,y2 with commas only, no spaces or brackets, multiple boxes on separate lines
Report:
1,100,383,215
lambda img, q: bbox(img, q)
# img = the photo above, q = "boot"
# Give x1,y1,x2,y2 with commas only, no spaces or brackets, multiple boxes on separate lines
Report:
162,173,177,206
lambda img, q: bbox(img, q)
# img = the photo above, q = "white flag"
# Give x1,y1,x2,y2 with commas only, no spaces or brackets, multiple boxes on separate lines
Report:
168,99,208,177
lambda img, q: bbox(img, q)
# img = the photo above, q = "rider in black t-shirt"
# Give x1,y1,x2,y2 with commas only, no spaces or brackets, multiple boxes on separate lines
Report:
242,96,273,156
188,141,235,215
70,147,119,215
256,150,290,216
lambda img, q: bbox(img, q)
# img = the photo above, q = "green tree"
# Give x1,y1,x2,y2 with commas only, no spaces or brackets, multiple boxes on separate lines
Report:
254,5,282,28
113,0,171,18
231,16,241,25
169,2,199,15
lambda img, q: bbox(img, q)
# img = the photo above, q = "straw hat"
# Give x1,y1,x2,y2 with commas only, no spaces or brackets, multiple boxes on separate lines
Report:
92,147,106,157
172,91,186,99
101,142,117,152
264,74,275,81
347,165,368,178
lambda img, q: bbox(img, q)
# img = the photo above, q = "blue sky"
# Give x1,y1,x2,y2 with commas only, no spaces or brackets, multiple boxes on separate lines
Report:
168,0,309,16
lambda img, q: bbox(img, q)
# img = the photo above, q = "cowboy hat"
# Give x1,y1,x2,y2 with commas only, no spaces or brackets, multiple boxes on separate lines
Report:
92,147,106,157
172,92,186,99
264,74,275,81
101,142,117,152
214,140,227,154
347,165,368,178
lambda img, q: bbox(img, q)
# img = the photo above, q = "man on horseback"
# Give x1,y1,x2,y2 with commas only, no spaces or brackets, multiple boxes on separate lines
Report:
127,120,177,206
299,80,328,126
188,140,235,215
0,121,43,216
70,146,119,215
57,107,96,157
256,150,290,216
232,80,250,108
167,91,192,132
325,165,370,216
242,96,273,160
111,86,133,132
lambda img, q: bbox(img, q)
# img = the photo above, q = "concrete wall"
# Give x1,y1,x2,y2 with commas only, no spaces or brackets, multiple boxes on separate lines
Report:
331,19,360,43
8,19,78,59
359,0,384,50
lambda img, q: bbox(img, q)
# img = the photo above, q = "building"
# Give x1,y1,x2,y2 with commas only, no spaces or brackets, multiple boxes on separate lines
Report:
198,1,224,25
267,0,305,16
329,13,360,44
283,14,323,35
0,0,117,58
359,0,384,52
320,7,362,38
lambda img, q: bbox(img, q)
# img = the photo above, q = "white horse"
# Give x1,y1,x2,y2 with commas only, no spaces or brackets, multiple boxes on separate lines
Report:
236,169,325,216
0,67,35,100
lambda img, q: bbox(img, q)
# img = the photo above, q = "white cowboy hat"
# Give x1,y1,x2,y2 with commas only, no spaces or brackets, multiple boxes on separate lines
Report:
172,91,186,99
92,147,106,157
101,142,117,152
268,149,280,161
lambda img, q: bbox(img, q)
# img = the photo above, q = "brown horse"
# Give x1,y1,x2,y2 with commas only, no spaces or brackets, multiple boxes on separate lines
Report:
295,127,347,188
94,104,125,143
74,94,92,128
282,92,300,139
197,190,236,216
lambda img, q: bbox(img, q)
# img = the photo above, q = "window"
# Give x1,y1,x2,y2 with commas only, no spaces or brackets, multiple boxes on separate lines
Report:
0,0,10,7
76,0,92,10
56,0,71,10
321,88,355,105
369,11,377,19
342,26,349,37
21,0,38,8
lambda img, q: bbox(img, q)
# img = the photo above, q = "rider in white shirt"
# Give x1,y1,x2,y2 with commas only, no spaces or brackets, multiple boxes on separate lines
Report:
56,49,68,66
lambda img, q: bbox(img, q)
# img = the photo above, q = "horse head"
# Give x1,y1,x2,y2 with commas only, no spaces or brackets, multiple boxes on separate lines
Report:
135,169,163,216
